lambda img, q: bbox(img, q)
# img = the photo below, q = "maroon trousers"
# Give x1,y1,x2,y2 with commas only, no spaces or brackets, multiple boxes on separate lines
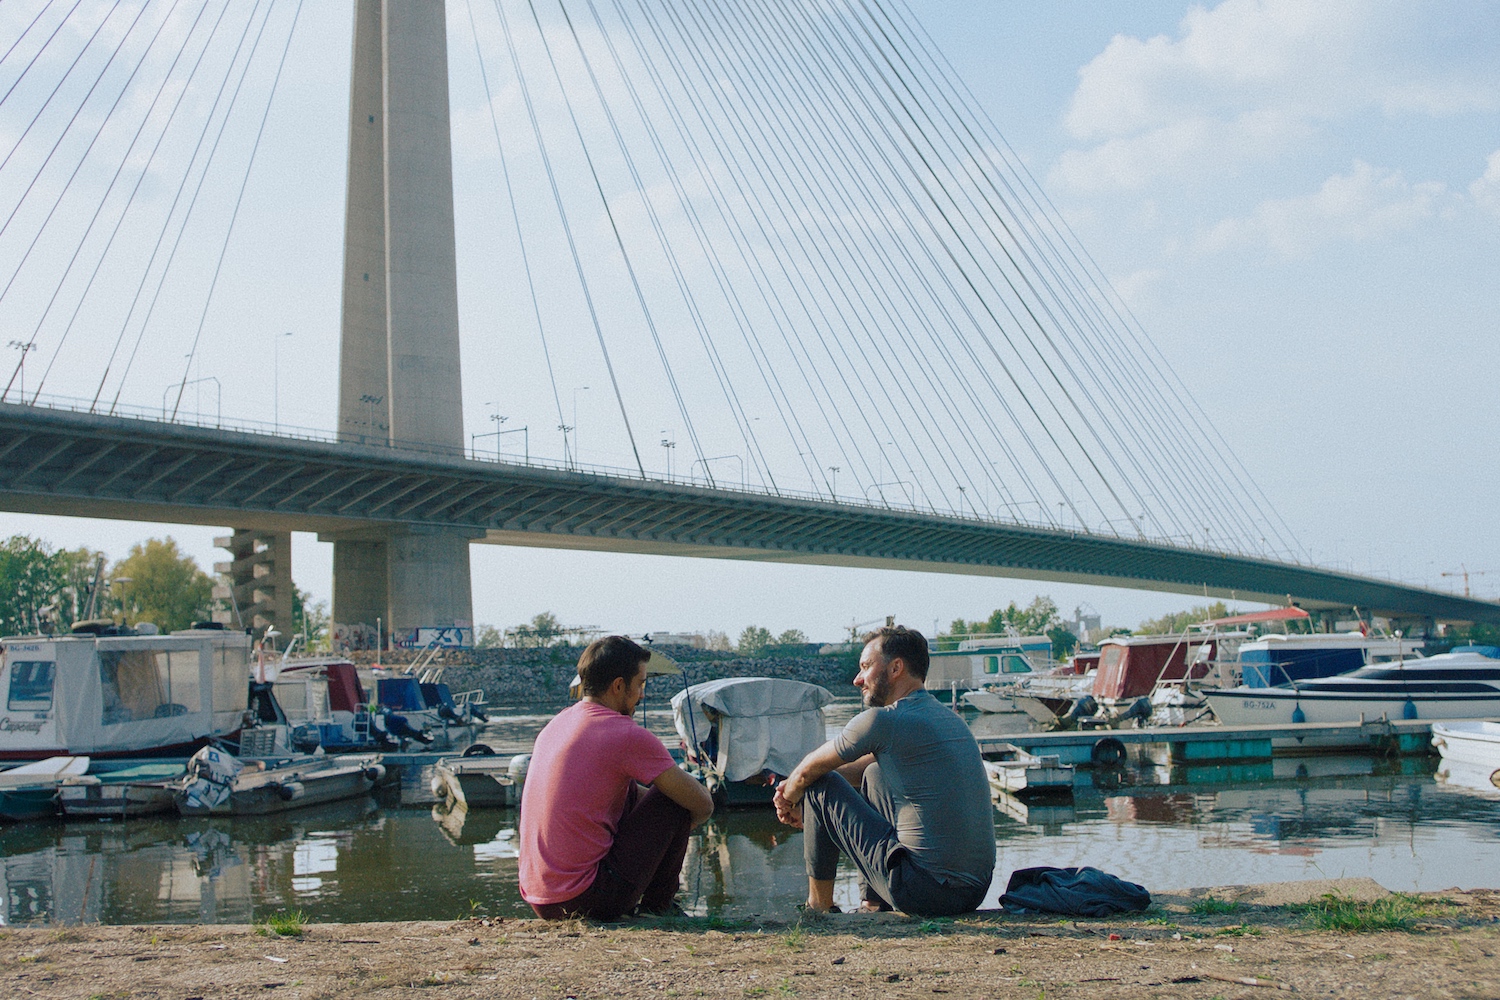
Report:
530,785,692,921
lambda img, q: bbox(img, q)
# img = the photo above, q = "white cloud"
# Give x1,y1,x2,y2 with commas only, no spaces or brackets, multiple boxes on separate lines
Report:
1471,150,1500,218
1055,0,1500,191
1202,161,1448,256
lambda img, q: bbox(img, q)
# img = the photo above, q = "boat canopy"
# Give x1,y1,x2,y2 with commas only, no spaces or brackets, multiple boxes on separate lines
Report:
1204,607,1310,626
670,677,833,782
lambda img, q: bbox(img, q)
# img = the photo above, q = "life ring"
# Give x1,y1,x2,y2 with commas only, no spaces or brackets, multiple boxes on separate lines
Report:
462,742,497,757
1091,737,1127,767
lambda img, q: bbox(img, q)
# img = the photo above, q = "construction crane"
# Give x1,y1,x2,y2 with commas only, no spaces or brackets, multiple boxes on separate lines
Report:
847,615,895,642
1440,565,1492,598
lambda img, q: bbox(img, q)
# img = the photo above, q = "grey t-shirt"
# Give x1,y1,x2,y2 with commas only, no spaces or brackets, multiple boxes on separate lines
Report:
833,689,995,887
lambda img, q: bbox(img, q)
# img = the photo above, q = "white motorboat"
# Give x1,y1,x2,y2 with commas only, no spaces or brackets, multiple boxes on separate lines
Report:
981,744,1073,797
430,747,528,808
928,634,1056,694
1204,650,1500,726
1430,720,1500,786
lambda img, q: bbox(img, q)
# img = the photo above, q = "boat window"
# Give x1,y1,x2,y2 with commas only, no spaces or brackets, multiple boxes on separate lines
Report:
983,656,999,674
1001,655,1032,674
99,650,169,724
166,650,202,714
213,645,250,716
7,660,54,711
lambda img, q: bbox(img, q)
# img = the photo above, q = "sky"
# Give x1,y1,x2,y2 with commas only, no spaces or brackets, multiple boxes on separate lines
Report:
0,0,1496,642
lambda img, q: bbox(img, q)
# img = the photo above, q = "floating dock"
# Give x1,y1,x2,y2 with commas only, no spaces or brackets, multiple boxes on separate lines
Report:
978,718,1435,767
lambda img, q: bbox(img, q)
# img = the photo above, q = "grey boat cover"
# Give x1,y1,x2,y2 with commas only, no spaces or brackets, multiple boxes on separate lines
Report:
1000,865,1151,916
670,677,833,782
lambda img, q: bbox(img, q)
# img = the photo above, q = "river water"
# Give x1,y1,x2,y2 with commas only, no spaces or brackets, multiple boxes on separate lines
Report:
1,700,1497,926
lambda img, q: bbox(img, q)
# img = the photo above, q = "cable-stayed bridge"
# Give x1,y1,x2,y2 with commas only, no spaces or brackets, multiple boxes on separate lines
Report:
0,0,1494,634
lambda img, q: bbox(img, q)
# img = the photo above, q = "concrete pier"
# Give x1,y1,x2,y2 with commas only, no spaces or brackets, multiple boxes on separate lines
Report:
333,0,471,642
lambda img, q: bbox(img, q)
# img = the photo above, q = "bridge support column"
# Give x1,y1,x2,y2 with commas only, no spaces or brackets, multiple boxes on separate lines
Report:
213,530,294,637
333,0,471,638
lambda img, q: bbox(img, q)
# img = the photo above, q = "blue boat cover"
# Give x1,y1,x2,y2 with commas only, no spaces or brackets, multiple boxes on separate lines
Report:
377,677,425,711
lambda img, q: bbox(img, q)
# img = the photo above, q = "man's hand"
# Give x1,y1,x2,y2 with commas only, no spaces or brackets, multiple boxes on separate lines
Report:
773,780,803,829
654,763,715,828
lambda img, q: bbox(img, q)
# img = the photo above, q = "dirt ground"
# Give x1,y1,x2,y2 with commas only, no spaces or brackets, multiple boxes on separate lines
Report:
3,881,1497,999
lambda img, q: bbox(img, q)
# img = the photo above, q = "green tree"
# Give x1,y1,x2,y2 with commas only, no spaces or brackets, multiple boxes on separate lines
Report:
0,536,108,634
774,628,808,646
291,587,330,651
946,596,1075,658
474,624,504,648
1136,601,1233,635
113,537,214,633
738,625,773,656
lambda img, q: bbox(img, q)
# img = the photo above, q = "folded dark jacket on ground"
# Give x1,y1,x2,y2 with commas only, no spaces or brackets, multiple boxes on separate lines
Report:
999,865,1151,916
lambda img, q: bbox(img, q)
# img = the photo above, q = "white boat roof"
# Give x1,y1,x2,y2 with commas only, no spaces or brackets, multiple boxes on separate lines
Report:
1241,633,1408,650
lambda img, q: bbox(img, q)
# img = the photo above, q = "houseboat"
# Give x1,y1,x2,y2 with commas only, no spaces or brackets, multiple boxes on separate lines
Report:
0,624,252,760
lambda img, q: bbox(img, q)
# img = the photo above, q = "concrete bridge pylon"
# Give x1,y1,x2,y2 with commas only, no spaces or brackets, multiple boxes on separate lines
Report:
329,0,472,644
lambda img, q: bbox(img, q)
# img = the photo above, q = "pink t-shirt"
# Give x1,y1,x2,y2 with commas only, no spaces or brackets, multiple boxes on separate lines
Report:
518,701,677,905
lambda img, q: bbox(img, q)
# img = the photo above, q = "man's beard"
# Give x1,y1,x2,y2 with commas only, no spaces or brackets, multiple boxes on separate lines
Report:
863,667,892,707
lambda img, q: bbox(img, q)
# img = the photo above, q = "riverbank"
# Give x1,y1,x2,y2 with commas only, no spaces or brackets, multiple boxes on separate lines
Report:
7,881,1496,999
356,643,858,707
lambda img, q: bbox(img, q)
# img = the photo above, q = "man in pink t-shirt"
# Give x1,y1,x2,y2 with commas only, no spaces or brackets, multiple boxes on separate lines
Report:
519,636,714,920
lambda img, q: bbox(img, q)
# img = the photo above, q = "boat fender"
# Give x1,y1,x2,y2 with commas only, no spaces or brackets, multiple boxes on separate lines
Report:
276,781,305,802
1090,737,1127,767
508,753,532,786
463,743,497,757
1291,704,1306,724
1402,699,1419,720
363,764,386,783
430,775,445,797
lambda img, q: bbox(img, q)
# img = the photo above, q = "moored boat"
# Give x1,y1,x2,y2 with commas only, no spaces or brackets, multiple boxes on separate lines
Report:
671,677,833,807
1205,651,1500,726
175,745,386,816
0,756,89,821
1431,720,1500,777
57,760,187,819
0,625,252,761
430,747,528,808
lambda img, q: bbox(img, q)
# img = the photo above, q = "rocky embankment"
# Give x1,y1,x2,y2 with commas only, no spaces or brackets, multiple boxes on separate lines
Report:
350,643,859,708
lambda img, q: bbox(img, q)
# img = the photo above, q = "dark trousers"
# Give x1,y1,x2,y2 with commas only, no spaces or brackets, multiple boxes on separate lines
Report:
803,766,987,918
530,785,692,921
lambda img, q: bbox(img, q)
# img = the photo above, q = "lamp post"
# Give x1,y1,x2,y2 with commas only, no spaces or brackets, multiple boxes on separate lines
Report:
659,432,676,478
828,466,839,498
7,340,35,402
273,332,293,432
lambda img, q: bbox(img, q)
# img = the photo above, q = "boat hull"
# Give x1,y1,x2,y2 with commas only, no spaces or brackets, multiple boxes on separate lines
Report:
1206,689,1500,726
433,760,517,808
1430,721,1500,770
177,757,384,816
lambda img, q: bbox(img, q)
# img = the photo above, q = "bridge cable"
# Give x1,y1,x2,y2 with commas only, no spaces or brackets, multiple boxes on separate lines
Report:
0,0,128,241
493,0,646,475
30,0,226,405
579,0,781,492
0,1,63,94
97,0,271,412
459,0,569,458
0,0,84,114
611,0,868,497
879,0,1301,556
628,0,878,495
732,0,1050,518
172,0,305,421
715,0,992,513
0,0,178,400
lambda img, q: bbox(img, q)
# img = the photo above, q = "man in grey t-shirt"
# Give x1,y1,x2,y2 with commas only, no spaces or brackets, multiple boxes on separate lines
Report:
774,626,995,916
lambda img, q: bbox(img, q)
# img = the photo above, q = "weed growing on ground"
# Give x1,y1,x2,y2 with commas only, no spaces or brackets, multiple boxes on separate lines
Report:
1289,893,1452,933
256,910,308,937
1191,896,1242,916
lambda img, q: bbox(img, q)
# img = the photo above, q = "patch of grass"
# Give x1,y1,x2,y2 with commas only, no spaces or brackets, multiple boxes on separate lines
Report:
1191,895,1242,916
1214,924,1261,937
918,919,950,934
782,923,805,950
257,909,309,937
1289,893,1450,933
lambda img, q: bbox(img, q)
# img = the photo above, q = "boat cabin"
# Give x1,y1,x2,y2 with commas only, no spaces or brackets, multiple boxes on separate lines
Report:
1092,634,1217,702
0,627,251,760
925,635,1054,692
1237,633,1412,687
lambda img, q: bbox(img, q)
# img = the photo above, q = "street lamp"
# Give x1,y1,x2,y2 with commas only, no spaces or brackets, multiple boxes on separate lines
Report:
828,466,839,497
273,332,293,432
660,432,676,478
7,340,35,402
